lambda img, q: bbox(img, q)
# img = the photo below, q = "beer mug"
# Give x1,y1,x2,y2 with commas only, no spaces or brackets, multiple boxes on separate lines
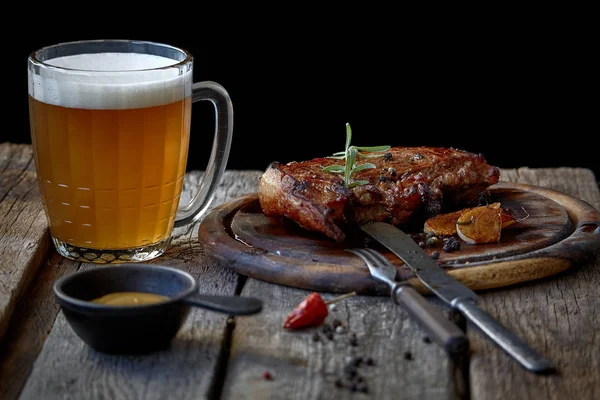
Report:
27,39,233,263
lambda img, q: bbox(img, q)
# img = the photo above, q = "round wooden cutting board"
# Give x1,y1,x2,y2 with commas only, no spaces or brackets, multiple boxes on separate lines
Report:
198,182,600,295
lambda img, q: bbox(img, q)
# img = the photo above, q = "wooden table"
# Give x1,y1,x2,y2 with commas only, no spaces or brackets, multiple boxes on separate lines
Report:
1,142,599,400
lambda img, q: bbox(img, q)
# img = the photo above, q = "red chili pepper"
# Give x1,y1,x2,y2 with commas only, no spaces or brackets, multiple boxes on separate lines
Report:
282,291,357,330
283,292,328,330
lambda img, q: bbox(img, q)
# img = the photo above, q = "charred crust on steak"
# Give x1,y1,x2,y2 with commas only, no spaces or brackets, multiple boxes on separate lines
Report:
258,146,500,242
294,180,309,193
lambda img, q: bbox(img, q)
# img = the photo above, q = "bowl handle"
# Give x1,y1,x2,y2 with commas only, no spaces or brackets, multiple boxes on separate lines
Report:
182,293,263,315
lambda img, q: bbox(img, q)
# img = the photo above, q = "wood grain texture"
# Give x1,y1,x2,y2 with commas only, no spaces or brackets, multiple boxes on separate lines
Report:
0,253,80,400
469,167,600,400
221,279,467,400
0,143,49,344
16,170,262,400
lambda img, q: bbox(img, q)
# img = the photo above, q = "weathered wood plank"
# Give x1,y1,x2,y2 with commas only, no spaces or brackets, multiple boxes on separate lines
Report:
16,170,262,400
0,253,80,400
471,167,600,400
0,143,49,344
7,163,600,400
500,167,600,211
222,279,466,400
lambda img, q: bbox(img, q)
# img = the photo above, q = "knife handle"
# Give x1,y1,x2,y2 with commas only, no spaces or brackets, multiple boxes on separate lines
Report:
454,298,554,373
391,283,468,355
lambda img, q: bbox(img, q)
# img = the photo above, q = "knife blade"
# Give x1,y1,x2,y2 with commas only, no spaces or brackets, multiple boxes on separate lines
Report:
361,221,554,374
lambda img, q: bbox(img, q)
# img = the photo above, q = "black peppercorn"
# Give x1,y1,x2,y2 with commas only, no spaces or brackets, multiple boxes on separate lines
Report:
442,237,460,252
426,236,439,246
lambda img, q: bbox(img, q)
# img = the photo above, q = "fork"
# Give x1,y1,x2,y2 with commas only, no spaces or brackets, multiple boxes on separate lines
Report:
347,248,468,355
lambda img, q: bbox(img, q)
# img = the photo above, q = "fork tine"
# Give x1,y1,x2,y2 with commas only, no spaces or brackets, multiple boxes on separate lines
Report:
348,248,378,268
363,248,394,269
351,248,397,274
348,248,398,284
368,248,399,280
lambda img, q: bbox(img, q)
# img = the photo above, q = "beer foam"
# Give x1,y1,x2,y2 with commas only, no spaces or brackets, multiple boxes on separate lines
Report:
28,53,192,110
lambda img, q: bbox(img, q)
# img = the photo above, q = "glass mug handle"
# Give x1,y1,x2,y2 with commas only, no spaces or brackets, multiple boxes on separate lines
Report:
174,81,233,227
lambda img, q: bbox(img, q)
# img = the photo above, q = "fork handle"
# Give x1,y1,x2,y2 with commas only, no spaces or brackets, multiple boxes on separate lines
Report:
392,283,468,355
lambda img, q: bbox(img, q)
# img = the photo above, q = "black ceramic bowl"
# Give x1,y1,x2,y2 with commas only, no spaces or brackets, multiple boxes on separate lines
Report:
54,264,262,354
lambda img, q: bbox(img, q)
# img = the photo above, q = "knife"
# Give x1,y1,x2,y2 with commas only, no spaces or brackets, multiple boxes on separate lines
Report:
347,247,468,355
360,221,554,374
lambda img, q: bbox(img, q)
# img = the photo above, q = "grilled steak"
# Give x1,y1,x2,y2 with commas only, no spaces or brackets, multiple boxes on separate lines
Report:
258,147,500,242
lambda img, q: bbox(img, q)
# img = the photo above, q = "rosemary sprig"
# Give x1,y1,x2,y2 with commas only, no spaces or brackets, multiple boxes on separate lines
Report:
322,123,390,189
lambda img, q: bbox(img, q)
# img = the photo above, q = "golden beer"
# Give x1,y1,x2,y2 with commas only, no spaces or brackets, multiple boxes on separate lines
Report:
29,96,191,250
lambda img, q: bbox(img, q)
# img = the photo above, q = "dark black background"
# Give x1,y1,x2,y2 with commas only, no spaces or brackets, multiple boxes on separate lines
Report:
5,11,598,178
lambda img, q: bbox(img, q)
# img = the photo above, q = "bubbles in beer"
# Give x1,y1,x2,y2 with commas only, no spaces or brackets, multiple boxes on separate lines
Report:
29,52,192,110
